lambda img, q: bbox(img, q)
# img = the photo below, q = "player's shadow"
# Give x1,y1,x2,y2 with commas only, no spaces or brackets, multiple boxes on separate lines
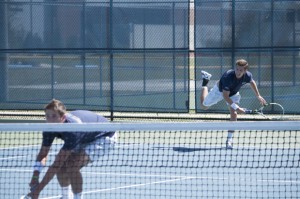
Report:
173,147,223,152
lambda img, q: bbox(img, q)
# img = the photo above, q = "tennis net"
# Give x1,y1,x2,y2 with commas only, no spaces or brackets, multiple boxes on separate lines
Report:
0,121,299,199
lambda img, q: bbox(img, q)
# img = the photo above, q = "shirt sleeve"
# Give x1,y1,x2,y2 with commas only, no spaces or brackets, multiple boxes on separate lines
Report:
42,132,56,147
247,72,253,83
65,113,82,123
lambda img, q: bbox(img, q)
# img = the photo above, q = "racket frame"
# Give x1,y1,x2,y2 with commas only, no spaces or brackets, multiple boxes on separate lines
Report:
255,102,285,120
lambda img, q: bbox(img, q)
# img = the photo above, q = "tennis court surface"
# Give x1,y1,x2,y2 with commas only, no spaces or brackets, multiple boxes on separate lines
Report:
0,121,299,198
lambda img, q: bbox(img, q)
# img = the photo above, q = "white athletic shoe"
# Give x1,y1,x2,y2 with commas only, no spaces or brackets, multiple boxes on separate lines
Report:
201,70,212,80
226,140,233,149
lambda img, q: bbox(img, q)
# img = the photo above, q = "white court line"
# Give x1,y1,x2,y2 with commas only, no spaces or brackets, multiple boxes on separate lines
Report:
0,152,56,160
0,168,219,180
0,144,40,150
0,143,141,161
39,174,300,199
0,142,64,150
82,171,300,184
2,168,299,185
0,155,32,160
0,141,142,160
2,167,299,199
0,167,226,183
115,143,144,148
0,168,32,172
0,142,138,151
2,141,291,151
83,171,187,178
40,176,197,199
83,177,196,194
0,142,298,163
258,179,300,184
0,143,137,161
1,142,298,163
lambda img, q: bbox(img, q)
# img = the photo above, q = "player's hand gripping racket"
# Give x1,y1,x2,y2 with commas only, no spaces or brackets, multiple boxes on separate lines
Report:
245,102,284,120
20,184,38,199
20,185,38,199
20,175,39,199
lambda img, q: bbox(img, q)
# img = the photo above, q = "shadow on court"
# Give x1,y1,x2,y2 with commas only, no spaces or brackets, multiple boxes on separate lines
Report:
173,146,223,152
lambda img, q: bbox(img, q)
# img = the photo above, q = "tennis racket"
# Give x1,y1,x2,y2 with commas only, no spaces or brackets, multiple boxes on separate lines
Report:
246,102,285,120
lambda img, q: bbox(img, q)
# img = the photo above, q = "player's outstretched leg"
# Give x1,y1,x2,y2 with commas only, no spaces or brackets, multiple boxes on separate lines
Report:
201,70,212,87
200,70,212,109
226,130,234,149
226,139,233,149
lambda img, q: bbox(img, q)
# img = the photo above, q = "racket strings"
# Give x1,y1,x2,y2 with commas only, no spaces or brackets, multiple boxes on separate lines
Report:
260,103,284,120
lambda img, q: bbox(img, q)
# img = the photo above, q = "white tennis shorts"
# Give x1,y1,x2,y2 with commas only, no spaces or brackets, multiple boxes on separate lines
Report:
203,83,241,107
84,134,117,162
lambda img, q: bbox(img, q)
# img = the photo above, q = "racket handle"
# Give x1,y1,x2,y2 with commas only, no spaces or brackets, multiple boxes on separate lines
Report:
244,109,259,114
244,109,253,114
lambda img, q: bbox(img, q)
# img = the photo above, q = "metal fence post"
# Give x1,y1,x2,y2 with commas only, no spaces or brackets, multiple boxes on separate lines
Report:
0,2,8,102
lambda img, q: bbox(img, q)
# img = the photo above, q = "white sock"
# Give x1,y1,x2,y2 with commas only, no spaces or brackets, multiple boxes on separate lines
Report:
61,186,73,199
73,193,82,199
227,131,234,142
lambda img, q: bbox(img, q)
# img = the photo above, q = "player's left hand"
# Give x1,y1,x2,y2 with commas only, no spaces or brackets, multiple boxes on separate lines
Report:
29,177,39,189
27,187,41,199
29,170,40,192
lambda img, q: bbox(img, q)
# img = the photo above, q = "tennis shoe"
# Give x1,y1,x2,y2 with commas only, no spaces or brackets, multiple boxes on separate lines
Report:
201,70,212,80
226,140,233,149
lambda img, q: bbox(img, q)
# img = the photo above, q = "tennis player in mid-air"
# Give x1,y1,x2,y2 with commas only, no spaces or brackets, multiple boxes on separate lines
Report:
26,99,117,199
200,59,267,149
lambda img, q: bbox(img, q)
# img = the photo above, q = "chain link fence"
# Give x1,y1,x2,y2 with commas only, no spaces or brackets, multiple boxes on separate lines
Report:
0,0,299,119
194,1,300,114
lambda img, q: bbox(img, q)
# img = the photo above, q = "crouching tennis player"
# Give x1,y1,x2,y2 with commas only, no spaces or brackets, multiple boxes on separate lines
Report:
26,99,117,199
